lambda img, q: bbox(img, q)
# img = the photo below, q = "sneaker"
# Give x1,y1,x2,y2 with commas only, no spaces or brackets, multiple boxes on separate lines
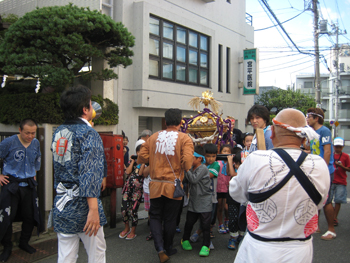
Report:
218,224,227,234
190,232,199,243
209,241,214,250
176,226,181,233
227,238,236,250
199,246,210,257
181,239,193,251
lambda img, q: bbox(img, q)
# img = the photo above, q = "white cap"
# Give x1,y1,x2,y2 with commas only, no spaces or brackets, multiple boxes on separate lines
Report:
333,137,344,146
135,139,145,152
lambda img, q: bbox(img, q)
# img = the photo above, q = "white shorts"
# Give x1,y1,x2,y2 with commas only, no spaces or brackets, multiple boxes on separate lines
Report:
57,227,106,263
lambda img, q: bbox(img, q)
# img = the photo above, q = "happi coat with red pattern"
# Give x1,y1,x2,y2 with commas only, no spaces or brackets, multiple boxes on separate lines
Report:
229,148,329,263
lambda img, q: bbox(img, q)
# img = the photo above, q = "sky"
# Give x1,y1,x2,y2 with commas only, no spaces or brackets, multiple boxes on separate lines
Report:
246,0,350,89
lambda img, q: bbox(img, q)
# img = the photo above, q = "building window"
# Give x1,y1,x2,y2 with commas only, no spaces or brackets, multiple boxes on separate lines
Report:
304,81,313,89
226,47,230,93
149,15,209,86
341,103,350,110
218,44,222,92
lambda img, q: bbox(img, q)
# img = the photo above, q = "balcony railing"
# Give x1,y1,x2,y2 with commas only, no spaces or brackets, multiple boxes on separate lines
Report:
300,88,315,95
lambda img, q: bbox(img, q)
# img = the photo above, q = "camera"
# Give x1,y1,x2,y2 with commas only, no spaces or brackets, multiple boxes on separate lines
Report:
216,154,235,161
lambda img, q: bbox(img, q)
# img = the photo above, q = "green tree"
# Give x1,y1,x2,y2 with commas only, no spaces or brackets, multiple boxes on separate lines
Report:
255,89,316,114
0,4,134,92
0,14,18,75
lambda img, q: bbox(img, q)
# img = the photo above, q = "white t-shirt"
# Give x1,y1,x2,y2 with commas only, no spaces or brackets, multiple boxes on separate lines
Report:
143,175,151,194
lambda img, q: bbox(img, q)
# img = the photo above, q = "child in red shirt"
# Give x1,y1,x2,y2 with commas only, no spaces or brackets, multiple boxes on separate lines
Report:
331,137,350,226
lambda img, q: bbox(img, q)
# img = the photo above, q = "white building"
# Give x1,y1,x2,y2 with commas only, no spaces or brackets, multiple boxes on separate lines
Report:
0,0,255,221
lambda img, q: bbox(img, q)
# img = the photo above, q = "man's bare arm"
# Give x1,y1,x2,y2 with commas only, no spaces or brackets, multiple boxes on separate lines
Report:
83,197,100,236
323,144,331,165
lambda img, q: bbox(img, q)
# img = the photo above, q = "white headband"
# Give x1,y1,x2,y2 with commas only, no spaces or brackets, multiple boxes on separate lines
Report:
272,118,320,142
306,112,324,119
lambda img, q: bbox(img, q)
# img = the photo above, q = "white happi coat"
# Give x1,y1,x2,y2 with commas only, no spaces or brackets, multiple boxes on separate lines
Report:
230,148,330,263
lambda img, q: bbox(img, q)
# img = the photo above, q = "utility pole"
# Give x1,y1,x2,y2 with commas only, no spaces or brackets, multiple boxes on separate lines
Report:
312,0,321,108
329,21,347,137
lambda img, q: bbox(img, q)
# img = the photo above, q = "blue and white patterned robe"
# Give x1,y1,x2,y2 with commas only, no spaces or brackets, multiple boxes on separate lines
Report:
51,119,107,234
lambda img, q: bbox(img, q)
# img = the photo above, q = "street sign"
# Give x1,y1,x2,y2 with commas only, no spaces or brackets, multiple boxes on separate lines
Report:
330,120,334,125
334,121,339,127
243,48,259,95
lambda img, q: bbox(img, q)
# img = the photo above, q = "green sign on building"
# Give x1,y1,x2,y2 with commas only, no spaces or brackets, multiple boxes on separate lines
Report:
243,48,259,95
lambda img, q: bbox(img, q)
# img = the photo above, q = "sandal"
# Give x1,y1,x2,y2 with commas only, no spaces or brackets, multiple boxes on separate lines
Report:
126,233,137,240
321,230,336,241
119,230,131,239
146,233,153,241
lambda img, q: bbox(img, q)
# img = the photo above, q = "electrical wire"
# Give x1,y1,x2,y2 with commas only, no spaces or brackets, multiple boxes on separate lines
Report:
255,10,305,31
335,0,347,33
257,0,293,50
260,52,304,61
261,56,313,69
257,0,318,57
260,58,315,73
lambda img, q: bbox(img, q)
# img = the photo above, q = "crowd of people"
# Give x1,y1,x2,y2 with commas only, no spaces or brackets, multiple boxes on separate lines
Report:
0,84,349,263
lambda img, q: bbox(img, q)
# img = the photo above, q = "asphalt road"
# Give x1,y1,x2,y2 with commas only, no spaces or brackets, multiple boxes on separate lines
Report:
36,146,350,263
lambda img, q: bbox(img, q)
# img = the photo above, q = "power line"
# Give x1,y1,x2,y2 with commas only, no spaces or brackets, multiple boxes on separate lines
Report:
255,10,305,31
289,64,315,74
335,0,347,33
257,0,293,50
261,56,313,69
258,0,318,57
260,52,304,61
260,58,315,73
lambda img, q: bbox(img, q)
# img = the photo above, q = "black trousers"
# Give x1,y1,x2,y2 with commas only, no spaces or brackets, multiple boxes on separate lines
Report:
183,210,211,247
1,186,35,249
176,197,184,227
149,196,182,253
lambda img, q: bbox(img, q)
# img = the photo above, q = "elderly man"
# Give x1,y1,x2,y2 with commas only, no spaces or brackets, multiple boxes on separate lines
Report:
230,108,330,263
138,109,193,263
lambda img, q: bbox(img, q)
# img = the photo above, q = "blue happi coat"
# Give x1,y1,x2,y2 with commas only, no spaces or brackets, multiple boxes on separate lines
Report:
51,119,107,234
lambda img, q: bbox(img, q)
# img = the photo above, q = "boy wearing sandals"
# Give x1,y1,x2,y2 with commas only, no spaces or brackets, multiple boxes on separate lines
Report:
181,145,212,257
331,137,350,227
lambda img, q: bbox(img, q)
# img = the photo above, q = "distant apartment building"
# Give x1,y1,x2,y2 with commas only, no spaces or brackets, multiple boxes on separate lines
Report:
295,44,350,140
